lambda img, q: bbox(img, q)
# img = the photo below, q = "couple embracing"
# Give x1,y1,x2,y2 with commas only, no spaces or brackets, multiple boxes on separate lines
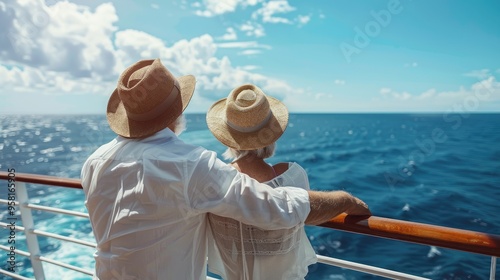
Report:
81,58,370,280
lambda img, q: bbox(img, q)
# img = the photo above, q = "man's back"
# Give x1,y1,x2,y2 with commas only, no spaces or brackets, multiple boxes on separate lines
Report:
81,129,210,279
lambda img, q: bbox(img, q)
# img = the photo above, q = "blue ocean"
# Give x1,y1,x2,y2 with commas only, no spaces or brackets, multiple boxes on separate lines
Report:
1,113,499,279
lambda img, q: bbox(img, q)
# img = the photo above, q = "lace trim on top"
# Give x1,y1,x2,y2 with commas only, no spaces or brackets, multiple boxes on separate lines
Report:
208,163,304,256
208,214,301,255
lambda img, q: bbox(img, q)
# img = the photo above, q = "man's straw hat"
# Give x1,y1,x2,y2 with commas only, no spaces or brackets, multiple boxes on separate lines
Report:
107,58,195,138
206,84,288,150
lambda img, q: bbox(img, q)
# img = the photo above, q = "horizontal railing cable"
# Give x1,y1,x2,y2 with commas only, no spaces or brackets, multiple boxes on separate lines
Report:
0,198,19,205
0,221,26,232
0,269,33,280
25,203,89,218
316,255,430,280
31,229,96,248
0,199,88,218
37,256,93,276
0,245,31,257
1,217,95,253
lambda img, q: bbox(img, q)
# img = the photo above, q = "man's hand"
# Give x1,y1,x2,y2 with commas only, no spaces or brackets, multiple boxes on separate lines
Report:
305,190,371,225
345,195,371,216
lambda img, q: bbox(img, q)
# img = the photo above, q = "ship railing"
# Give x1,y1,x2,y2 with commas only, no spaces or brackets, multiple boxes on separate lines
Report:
0,172,498,280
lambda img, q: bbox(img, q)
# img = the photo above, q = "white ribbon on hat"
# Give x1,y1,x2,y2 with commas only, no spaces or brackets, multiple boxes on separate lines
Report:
225,110,272,133
127,80,180,122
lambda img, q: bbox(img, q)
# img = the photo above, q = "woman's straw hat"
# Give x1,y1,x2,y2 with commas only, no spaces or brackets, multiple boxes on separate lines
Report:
107,58,195,138
206,84,288,150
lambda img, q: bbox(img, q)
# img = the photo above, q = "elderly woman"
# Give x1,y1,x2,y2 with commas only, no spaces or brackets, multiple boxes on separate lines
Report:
206,84,317,280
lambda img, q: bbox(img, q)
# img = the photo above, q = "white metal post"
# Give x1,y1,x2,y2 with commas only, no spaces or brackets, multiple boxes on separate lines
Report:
490,257,497,280
17,182,45,280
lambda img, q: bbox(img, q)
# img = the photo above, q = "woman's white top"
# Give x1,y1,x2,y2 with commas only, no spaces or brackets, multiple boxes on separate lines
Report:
208,162,317,280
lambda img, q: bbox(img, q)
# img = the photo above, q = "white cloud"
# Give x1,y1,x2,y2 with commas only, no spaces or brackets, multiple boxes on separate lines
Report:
216,41,271,49
246,0,262,5
0,0,118,80
464,69,490,79
238,49,261,56
252,0,296,24
471,76,499,97
379,88,414,100
377,75,500,111
194,0,261,17
166,40,298,102
239,65,260,71
314,93,326,100
297,15,310,26
0,64,112,95
114,29,170,70
218,27,237,41
380,87,411,101
0,0,304,113
416,89,436,100
195,0,239,17
311,92,335,103
151,3,160,10
162,36,286,97
240,21,265,37
380,87,392,95
398,92,412,100
193,0,307,40
334,79,346,85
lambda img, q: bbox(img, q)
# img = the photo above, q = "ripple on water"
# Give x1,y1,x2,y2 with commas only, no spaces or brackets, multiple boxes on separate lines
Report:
40,146,64,155
70,146,83,152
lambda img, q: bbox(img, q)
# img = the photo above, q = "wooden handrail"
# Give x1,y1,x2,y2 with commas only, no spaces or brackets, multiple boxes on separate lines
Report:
1,171,499,257
322,214,500,258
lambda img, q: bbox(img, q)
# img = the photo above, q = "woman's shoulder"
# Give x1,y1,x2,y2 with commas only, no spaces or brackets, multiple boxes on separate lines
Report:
272,162,289,176
271,162,309,189
272,162,307,176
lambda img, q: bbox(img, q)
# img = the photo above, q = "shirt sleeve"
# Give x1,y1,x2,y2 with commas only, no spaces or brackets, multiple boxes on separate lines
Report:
289,162,311,191
184,149,310,230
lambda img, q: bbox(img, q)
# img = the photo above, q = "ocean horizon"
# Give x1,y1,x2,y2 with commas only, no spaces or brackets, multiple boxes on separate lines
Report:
1,113,499,279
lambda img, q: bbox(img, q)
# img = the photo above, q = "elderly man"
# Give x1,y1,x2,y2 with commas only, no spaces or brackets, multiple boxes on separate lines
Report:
81,58,370,280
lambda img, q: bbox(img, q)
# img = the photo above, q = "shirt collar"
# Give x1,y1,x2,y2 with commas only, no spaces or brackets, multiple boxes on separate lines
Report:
117,127,178,142
149,127,178,140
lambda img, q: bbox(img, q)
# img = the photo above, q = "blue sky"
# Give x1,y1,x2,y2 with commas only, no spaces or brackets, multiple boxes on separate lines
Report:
0,0,499,114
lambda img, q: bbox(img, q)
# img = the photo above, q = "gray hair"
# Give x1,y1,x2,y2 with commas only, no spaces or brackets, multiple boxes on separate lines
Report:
172,114,187,136
222,143,276,162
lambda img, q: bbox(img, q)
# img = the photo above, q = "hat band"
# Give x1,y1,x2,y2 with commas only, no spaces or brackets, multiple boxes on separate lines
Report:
226,110,272,133
127,80,180,122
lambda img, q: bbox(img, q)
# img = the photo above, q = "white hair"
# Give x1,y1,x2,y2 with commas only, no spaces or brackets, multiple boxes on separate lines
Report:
172,114,187,136
222,143,276,162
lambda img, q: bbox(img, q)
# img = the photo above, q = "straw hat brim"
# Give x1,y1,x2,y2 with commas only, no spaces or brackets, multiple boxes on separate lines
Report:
107,75,195,138
206,96,288,150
